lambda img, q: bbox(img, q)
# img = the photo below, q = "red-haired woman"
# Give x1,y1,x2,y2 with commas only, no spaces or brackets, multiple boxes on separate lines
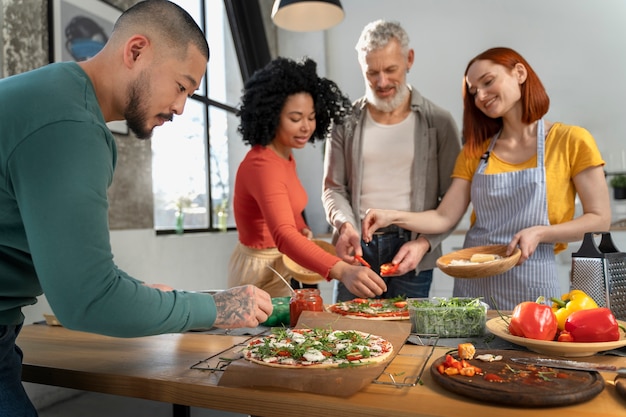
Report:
361,47,611,309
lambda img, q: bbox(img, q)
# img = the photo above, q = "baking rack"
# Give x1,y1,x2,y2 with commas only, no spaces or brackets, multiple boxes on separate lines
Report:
371,333,439,388
191,331,439,390
190,331,267,372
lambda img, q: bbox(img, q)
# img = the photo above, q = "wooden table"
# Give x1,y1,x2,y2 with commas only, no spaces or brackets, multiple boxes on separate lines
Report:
18,324,626,417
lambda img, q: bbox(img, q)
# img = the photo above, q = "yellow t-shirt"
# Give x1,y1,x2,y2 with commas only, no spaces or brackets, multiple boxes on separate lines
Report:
452,123,605,253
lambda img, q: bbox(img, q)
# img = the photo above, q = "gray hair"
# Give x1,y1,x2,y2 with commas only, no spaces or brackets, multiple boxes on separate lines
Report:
355,20,410,64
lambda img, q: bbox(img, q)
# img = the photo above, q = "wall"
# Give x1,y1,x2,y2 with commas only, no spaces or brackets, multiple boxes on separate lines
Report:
324,0,626,164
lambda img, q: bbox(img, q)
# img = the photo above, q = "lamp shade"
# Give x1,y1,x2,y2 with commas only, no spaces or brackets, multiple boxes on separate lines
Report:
271,0,344,32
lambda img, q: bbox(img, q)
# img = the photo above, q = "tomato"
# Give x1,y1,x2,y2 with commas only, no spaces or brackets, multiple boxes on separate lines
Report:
353,298,368,304
346,354,363,361
437,364,445,374
438,354,483,378
459,367,476,377
444,367,460,375
484,373,504,382
354,254,371,268
380,262,399,276
276,350,291,357
557,330,574,342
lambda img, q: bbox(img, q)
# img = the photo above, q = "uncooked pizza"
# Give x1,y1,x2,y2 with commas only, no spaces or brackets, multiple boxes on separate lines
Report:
326,297,409,320
242,327,394,369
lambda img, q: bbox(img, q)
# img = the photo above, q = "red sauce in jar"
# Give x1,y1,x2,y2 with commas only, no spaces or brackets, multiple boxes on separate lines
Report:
289,288,323,327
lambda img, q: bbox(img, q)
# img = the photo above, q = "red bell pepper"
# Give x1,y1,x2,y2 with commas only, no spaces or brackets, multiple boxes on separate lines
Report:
508,297,558,341
563,307,621,342
354,254,371,268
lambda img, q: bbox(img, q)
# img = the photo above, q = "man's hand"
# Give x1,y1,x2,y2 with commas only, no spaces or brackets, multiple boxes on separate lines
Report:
212,285,272,328
383,238,430,276
335,222,364,263
144,283,175,291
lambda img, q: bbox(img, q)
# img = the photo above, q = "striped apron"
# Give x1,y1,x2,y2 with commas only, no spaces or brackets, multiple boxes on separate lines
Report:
453,119,560,310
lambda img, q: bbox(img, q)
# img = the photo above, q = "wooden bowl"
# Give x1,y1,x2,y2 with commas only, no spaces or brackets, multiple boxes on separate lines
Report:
436,244,521,279
282,239,336,284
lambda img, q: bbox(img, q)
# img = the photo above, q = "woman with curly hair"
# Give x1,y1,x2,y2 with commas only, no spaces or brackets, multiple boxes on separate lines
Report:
228,57,387,298
362,47,611,309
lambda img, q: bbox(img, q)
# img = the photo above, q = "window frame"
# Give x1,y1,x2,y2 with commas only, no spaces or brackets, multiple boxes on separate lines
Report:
155,0,271,235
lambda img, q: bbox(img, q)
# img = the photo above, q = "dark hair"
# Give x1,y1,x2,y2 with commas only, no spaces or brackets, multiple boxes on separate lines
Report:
237,57,351,146
461,47,549,157
114,0,209,61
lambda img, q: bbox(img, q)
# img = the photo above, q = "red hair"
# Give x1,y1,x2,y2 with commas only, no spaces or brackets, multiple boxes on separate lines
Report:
461,47,550,158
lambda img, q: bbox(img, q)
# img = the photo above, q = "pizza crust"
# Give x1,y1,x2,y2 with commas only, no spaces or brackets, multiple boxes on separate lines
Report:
242,328,394,369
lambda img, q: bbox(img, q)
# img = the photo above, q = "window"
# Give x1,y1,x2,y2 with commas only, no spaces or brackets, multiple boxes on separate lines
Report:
152,0,249,234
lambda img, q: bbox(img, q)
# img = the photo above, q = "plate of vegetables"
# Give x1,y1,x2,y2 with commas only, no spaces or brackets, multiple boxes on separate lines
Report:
486,316,626,357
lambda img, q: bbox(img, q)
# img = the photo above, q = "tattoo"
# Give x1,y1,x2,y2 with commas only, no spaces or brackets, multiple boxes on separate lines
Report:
213,286,255,327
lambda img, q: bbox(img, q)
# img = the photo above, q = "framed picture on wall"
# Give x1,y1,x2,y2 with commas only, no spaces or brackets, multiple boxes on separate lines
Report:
48,0,128,135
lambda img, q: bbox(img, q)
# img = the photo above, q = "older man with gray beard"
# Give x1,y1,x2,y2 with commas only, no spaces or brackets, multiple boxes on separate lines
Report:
323,19,461,302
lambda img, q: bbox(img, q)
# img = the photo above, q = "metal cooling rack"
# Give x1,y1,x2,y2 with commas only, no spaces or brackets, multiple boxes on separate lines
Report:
371,333,439,388
190,331,269,372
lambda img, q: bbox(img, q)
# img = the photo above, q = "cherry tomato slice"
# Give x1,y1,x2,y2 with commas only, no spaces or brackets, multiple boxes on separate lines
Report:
380,262,399,276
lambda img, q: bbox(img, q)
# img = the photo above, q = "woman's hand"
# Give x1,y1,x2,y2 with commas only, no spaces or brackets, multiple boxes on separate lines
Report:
508,225,546,264
331,261,386,298
361,209,396,243
300,227,313,239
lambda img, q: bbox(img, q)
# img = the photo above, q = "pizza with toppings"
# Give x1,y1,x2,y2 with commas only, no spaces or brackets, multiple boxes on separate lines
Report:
326,297,409,320
242,327,394,369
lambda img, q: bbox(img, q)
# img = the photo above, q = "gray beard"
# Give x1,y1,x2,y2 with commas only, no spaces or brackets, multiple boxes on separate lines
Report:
365,83,410,113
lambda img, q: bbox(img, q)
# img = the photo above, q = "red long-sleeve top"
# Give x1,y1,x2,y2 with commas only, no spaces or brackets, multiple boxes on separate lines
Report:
233,145,340,279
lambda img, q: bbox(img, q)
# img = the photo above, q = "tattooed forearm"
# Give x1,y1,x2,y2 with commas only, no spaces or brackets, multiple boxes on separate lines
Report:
213,285,259,328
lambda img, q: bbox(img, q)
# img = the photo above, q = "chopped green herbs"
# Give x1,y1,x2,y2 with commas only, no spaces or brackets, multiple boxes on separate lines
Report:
408,297,488,337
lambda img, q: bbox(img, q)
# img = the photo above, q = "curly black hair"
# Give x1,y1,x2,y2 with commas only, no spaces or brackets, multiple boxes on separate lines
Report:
237,57,352,146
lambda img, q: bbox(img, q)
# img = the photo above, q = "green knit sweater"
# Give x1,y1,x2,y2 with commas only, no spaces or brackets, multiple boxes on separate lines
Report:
0,62,216,336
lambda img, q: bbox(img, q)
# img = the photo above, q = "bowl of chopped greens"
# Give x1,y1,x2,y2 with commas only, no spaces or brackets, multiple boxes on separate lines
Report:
408,297,489,337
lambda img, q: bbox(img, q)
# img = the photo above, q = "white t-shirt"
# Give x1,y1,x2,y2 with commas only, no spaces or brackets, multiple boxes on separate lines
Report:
359,110,415,218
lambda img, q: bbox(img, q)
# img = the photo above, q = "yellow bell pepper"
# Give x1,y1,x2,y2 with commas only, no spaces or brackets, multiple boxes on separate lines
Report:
551,289,598,331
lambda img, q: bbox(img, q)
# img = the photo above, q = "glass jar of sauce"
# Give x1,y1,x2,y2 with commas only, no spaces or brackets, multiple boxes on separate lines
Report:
289,288,323,327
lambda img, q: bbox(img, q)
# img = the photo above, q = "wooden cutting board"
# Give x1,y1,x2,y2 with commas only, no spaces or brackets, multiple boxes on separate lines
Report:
430,349,605,407
218,311,412,397
616,377,626,400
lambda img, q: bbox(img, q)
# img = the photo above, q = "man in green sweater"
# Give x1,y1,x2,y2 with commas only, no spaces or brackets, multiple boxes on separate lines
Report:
0,1,272,414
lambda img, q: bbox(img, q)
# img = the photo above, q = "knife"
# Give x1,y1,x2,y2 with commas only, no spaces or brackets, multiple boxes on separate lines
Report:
511,357,626,377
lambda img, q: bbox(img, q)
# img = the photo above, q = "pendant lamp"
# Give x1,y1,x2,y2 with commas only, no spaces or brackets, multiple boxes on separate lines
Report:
271,0,345,32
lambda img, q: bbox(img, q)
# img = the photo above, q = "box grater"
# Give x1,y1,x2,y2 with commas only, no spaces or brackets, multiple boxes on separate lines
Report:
570,232,626,320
